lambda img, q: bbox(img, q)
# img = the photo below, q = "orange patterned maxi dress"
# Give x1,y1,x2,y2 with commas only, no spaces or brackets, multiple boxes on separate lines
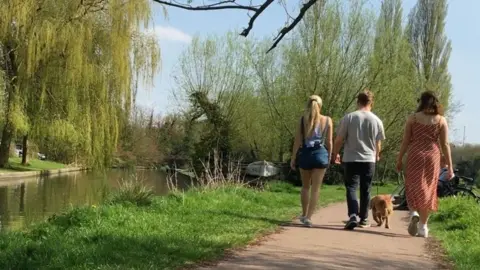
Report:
405,118,441,211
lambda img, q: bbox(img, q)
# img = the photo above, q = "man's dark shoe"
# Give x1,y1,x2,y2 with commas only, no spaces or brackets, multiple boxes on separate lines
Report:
344,216,358,230
358,219,371,228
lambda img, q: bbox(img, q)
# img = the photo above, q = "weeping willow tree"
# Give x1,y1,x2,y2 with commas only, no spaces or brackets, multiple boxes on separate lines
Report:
0,0,161,167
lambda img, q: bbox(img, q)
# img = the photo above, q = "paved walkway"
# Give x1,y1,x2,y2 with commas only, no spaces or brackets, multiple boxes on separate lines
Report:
200,203,447,270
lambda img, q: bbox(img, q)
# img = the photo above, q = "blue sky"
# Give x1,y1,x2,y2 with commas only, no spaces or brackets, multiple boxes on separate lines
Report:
137,0,479,145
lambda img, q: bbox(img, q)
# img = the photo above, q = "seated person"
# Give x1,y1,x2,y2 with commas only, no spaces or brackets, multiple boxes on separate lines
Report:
439,155,454,182
439,167,450,182
438,169,455,198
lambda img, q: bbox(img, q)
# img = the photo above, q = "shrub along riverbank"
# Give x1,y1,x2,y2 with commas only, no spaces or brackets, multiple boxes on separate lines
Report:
430,197,480,269
0,181,394,269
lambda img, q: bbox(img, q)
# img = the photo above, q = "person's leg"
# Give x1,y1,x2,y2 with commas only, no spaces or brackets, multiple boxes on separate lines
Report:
305,168,327,224
417,209,430,237
358,162,375,227
299,169,312,220
418,209,429,224
407,207,421,236
344,162,360,230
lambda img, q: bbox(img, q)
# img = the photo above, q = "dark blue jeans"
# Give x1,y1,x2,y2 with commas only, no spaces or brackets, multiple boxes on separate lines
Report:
343,162,375,221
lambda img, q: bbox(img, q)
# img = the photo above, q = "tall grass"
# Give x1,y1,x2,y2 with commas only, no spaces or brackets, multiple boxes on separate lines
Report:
430,197,480,269
106,174,155,206
167,151,245,192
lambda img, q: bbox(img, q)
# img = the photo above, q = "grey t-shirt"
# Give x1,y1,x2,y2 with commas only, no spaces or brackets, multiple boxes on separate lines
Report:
337,110,385,163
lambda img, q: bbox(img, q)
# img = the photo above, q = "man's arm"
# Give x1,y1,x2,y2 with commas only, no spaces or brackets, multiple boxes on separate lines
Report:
375,141,382,162
376,119,386,161
332,116,347,161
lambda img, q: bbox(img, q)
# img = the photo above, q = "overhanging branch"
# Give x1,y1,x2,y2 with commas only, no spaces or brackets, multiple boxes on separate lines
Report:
151,0,259,12
153,0,322,53
240,0,274,37
267,0,320,53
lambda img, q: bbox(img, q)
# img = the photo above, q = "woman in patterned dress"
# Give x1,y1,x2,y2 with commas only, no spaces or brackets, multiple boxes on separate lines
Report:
396,91,453,238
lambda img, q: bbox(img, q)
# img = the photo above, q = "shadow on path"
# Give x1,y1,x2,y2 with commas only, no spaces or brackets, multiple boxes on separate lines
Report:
281,223,410,238
212,250,445,270
204,210,286,225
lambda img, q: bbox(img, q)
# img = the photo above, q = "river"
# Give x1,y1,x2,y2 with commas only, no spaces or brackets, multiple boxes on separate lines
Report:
0,169,191,231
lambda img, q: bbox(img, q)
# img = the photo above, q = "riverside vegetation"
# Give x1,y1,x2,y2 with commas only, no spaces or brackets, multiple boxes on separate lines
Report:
0,174,396,269
0,159,477,270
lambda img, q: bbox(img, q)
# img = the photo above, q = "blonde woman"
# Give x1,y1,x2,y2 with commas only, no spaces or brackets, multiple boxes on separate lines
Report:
290,95,333,227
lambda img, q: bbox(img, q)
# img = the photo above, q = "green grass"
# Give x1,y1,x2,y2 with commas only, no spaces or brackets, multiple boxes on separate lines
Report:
430,197,480,270
0,157,66,173
0,182,395,269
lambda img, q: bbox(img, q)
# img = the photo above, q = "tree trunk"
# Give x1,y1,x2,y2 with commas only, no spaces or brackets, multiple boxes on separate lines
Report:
0,41,19,168
278,136,284,162
21,134,28,165
0,125,14,168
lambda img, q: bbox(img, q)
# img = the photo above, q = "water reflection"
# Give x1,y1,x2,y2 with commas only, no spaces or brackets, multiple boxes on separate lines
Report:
0,169,188,231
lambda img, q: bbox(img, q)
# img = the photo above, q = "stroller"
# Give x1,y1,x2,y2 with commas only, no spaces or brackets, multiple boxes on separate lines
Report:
391,168,479,210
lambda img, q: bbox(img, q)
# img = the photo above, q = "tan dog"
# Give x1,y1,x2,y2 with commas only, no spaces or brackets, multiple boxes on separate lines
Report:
370,194,394,229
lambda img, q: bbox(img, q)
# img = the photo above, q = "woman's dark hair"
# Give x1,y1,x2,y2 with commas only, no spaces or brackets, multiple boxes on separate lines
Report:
416,91,444,115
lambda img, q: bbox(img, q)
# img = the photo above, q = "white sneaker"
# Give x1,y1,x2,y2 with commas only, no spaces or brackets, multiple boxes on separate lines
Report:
418,225,429,238
408,212,420,236
303,218,313,227
298,215,306,223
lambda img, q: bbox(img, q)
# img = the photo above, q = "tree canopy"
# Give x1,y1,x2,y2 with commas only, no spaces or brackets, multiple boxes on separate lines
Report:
0,0,161,168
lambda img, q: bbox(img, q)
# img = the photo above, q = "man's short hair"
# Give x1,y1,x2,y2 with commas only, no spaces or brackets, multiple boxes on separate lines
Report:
357,89,374,106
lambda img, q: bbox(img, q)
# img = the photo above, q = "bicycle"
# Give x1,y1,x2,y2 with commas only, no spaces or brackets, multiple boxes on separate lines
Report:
391,169,480,210
441,172,480,202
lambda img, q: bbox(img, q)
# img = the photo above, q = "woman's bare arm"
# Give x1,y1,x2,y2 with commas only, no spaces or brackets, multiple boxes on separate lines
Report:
326,117,333,160
439,116,453,169
291,117,303,161
397,115,413,161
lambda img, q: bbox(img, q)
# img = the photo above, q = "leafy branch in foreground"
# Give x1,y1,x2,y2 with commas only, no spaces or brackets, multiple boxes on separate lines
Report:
152,0,324,53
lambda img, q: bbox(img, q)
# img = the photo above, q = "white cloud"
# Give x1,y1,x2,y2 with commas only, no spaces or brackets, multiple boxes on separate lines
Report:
149,26,192,44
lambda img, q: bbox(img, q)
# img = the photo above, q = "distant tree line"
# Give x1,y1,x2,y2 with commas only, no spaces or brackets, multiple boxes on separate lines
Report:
141,0,455,182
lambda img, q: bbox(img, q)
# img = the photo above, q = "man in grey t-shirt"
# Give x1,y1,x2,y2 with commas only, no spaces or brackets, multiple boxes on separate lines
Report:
332,90,385,230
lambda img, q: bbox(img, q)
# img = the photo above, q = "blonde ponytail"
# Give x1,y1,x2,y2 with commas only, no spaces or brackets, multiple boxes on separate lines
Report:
303,95,322,138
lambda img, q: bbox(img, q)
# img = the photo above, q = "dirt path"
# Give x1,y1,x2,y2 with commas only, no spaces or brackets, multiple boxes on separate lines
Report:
200,202,445,270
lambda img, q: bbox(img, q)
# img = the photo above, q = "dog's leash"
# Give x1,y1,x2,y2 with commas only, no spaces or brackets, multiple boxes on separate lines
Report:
397,171,405,184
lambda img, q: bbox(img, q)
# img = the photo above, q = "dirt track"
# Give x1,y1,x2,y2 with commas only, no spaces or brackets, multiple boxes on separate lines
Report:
200,202,447,270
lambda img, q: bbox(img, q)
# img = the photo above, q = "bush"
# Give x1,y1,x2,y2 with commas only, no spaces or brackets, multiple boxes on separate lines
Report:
106,175,154,206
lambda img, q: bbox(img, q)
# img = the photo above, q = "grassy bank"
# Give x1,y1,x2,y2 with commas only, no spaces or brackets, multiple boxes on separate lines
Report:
0,157,66,173
430,197,480,269
0,182,395,269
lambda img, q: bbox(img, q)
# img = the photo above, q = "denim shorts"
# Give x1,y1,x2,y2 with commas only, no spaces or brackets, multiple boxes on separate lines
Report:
298,146,329,170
